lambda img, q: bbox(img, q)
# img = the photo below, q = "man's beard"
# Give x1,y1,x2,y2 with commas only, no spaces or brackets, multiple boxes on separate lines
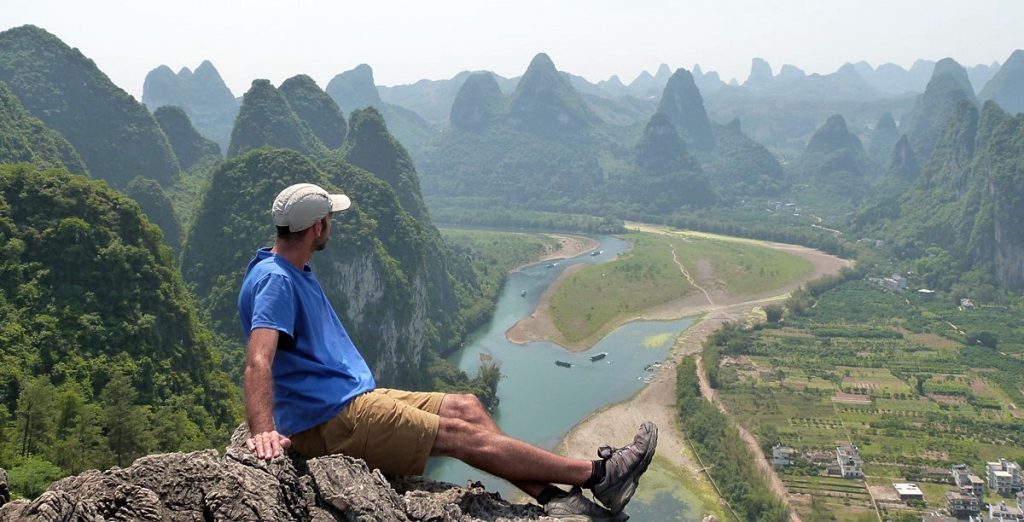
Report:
314,235,329,251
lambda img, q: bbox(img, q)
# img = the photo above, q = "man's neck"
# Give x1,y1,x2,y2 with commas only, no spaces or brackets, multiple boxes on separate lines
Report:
271,241,313,270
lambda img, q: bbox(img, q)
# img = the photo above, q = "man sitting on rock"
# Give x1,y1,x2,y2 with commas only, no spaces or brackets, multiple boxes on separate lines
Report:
238,183,658,520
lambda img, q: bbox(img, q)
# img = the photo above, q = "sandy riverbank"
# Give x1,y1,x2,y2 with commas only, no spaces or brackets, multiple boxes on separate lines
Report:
550,223,848,520
506,222,849,350
517,233,600,270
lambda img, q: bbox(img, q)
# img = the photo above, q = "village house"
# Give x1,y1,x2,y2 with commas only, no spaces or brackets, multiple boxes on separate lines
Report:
772,444,795,467
836,443,864,479
893,482,924,501
989,500,1024,521
946,491,980,518
988,459,1024,495
952,463,986,497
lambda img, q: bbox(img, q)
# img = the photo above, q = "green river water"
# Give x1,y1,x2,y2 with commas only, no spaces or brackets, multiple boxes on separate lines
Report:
425,235,715,520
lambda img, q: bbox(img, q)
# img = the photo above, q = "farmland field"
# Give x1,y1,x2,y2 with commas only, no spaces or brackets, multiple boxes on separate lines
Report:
705,280,1024,520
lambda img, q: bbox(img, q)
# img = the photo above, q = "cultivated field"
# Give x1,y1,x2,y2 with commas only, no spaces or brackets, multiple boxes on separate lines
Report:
706,280,1024,520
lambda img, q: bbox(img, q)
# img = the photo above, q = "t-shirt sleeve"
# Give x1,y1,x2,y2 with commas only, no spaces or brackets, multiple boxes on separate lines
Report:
249,273,296,337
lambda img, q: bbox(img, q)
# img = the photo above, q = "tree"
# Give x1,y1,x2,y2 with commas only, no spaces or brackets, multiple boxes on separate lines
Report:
764,304,784,323
967,331,998,349
100,373,154,467
53,402,105,474
7,455,63,499
14,376,56,457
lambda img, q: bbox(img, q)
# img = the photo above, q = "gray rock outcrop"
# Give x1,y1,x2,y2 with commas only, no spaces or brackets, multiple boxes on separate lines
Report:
0,426,552,521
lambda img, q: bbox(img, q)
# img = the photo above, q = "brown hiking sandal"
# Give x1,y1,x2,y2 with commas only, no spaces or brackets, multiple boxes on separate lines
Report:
544,486,630,521
590,421,658,514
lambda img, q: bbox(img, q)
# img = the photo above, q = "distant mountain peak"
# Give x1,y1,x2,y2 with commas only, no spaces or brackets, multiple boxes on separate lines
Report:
507,52,600,131
806,114,863,155
325,64,382,115
979,49,1024,114
744,57,773,88
450,71,505,131
655,63,672,80
279,74,347,149
227,78,326,158
655,68,714,150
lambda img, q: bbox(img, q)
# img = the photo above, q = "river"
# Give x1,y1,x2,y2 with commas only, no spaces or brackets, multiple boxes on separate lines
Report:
425,235,706,520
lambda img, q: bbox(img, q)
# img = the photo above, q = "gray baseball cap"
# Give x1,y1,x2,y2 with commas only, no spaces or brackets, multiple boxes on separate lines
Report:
272,183,351,232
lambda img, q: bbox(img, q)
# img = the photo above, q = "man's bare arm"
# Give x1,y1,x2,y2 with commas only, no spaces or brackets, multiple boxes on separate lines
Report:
244,327,291,460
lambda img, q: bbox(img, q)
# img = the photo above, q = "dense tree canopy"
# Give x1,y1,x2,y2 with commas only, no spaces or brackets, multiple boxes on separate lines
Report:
0,25,180,188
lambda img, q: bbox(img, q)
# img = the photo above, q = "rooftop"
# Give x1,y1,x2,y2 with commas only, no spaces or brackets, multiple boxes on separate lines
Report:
893,483,924,496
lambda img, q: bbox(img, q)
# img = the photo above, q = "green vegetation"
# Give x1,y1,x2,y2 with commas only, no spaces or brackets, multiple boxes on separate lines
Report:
0,165,238,497
0,80,85,173
341,108,429,220
702,277,1024,520
125,176,183,251
440,228,556,329
0,25,179,188
449,72,505,131
279,74,347,149
153,105,221,170
227,79,327,159
548,232,812,343
676,356,790,521
549,233,694,343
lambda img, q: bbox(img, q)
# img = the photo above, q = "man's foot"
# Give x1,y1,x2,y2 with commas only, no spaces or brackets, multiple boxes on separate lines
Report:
544,486,629,521
590,421,658,514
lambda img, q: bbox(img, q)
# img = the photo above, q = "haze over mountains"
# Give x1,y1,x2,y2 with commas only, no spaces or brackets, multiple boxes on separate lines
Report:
1,23,1024,507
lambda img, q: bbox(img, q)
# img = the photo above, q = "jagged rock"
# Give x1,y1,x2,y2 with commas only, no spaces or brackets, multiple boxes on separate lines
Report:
0,426,556,521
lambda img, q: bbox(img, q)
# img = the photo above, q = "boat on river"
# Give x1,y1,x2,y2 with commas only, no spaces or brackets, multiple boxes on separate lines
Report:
590,352,608,362
555,360,573,368
520,290,527,297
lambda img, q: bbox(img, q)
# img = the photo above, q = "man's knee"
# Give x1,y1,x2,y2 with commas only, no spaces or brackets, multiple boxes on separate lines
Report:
442,393,488,422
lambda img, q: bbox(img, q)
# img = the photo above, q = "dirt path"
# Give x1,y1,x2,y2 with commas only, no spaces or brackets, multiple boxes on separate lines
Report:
695,352,803,522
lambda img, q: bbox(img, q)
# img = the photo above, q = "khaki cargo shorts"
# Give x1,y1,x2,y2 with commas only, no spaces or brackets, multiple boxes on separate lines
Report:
289,388,445,475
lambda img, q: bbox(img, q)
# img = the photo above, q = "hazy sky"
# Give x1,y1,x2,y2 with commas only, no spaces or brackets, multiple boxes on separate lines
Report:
3,0,1022,98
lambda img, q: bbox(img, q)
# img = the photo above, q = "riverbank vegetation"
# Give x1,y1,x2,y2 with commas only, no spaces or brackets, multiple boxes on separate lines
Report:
676,355,790,521
440,228,557,333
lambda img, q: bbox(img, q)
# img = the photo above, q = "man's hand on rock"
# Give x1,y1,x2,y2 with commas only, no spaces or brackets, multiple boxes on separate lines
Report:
246,431,292,461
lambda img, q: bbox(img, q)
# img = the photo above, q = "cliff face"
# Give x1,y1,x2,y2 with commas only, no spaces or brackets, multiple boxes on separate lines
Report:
0,426,552,521
181,148,445,385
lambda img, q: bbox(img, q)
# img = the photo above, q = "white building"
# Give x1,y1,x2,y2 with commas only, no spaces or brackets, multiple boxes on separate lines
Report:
988,459,1024,495
892,482,924,501
836,443,864,479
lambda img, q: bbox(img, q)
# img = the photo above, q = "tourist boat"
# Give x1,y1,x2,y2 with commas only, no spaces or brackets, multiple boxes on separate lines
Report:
520,290,527,297
590,352,608,362
555,360,573,368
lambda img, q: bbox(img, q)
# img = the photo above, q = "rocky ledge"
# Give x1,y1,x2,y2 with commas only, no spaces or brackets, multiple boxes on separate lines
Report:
0,426,551,521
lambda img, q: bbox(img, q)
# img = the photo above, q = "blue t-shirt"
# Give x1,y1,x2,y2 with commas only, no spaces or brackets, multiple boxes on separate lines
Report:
237,247,375,436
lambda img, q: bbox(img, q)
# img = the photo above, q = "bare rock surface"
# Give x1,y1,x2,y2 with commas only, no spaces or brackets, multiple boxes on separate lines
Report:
0,426,554,521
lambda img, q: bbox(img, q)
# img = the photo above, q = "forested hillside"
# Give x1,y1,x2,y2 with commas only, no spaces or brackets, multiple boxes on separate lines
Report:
0,80,85,173
0,165,238,492
0,25,180,188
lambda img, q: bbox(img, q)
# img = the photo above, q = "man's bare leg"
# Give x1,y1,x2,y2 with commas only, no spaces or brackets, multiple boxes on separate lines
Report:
434,394,589,498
